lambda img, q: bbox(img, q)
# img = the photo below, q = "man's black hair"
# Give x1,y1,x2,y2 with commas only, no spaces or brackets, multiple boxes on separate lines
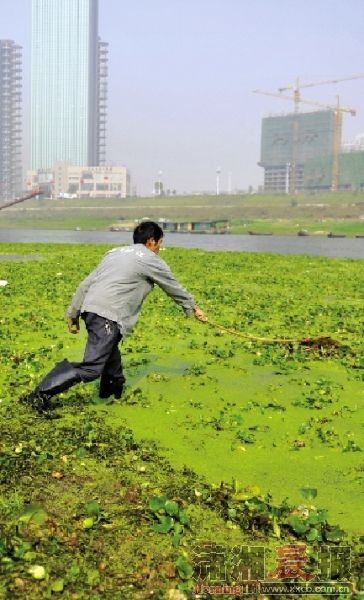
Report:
133,221,164,245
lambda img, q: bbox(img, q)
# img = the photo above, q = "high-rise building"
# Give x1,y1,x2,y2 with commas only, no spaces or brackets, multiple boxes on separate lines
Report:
97,40,108,166
31,0,107,170
0,40,22,201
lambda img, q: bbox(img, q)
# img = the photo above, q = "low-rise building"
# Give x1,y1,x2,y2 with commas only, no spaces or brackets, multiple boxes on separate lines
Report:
27,162,130,198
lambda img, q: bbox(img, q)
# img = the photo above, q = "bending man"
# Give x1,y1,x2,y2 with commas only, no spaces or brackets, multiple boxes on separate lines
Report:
25,221,207,417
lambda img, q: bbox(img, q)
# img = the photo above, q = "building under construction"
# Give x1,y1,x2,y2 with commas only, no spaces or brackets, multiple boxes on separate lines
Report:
305,143,364,191
259,110,335,192
259,108,364,192
0,40,22,201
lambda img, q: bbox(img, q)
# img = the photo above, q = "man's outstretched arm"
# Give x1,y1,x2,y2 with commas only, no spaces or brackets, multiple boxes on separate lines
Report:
143,257,208,322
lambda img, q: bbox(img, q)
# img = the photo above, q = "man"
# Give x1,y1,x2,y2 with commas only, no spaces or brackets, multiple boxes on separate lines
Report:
24,221,208,417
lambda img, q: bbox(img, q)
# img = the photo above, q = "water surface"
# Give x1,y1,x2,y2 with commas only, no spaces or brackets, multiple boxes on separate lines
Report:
0,228,363,259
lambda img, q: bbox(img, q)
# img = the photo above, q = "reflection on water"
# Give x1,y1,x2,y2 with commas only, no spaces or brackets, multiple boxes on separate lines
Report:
0,229,363,259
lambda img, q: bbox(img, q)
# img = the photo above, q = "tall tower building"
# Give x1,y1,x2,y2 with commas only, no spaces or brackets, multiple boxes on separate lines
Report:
0,40,22,201
31,0,107,170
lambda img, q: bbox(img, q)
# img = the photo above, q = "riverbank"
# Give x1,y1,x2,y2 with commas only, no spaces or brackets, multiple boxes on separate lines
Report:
1,191,364,237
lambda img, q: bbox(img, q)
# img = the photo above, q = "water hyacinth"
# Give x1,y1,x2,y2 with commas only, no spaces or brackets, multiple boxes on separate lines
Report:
27,565,46,580
0,243,362,597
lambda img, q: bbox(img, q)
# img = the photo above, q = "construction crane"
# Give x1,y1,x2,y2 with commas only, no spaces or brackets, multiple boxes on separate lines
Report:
278,74,364,114
253,89,356,192
275,75,363,191
0,188,43,211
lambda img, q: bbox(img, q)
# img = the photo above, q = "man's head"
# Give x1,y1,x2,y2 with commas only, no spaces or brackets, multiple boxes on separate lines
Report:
133,221,164,254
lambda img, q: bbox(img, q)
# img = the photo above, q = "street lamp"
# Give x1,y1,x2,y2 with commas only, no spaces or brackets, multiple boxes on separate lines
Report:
216,167,221,195
285,162,291,195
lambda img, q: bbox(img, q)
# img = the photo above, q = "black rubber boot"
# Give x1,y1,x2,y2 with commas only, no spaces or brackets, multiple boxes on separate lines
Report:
23,359,81,417
34,359,81,395
99,374,125,400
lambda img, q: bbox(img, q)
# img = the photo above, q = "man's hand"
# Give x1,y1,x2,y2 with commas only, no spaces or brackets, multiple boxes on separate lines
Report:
194,307,208,322
68,317,80,334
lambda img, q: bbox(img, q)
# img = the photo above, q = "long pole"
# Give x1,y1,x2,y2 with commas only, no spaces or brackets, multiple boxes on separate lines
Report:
0,189,42,211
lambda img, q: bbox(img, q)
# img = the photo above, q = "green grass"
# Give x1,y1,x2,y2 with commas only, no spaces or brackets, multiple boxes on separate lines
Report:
231,218,364,235
0,243,363,598
1,191,364,235
6,190,364,208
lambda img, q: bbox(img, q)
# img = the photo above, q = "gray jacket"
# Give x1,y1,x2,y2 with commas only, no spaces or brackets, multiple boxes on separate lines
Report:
66,244,196,337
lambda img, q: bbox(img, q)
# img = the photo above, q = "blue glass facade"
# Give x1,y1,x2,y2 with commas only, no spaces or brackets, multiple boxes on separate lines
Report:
31,0,99,169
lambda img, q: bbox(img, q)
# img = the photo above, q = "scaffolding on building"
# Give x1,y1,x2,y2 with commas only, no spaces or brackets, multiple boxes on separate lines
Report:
259,110,335,193
0,40,22,201
254,73,364,193
305,151,364,191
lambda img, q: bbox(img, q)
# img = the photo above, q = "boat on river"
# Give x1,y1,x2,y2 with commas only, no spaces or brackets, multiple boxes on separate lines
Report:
110,219,230,234
248,231,273,236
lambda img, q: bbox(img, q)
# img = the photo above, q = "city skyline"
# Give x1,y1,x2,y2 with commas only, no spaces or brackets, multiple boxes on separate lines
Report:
1,0,364,195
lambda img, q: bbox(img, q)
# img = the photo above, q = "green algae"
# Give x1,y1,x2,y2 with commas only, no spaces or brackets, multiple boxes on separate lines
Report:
0,242,363,597
99,351,363,535
1,242,363,534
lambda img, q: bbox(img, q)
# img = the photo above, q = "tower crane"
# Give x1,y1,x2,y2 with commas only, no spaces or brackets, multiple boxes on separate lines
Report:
278,74,364,114
253,89,356,192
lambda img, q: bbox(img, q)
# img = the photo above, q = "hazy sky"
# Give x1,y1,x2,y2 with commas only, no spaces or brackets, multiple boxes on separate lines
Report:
1,0,364,195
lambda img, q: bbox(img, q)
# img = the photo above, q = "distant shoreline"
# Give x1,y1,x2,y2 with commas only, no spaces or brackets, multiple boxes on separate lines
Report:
1,191,363,237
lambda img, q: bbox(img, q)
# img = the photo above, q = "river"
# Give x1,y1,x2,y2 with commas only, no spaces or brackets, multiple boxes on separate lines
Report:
0,228,363,259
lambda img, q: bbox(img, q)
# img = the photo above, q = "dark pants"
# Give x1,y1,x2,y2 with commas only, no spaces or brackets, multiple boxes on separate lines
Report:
78,312,124,383
33,312,125,399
